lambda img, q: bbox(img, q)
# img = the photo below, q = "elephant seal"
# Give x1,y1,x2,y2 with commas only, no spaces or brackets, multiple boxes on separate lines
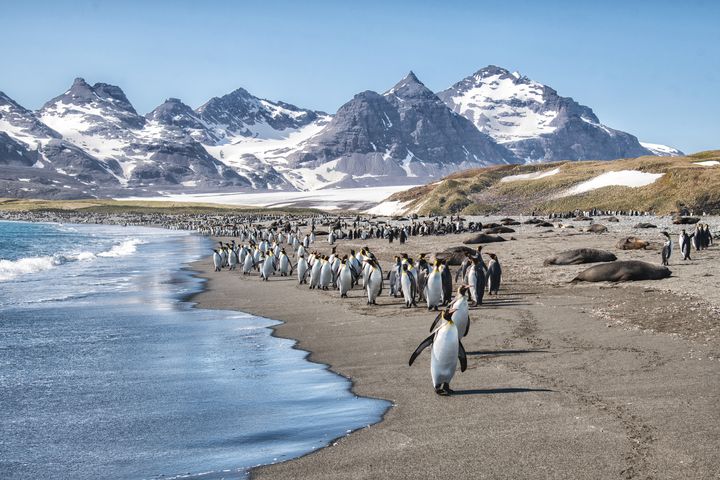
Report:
634,222,657,229
435,246,476,265
673,216,700,225
544,248,617,266
464,234,507,245
572,261,671,283
535,221,554,228
617,236,649,250
606,216,620,223
586,224,608,233
500,218,521,226
484,226,515,234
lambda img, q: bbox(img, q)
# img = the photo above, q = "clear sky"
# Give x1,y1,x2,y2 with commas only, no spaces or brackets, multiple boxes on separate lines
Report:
1,0,717,153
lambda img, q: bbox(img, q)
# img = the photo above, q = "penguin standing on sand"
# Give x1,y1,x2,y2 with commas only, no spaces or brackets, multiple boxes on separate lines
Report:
440,260,453,306
679,230,693,260
309,253,322,289
486,253,502,295
212,249,222,272
401,263,417,308
338,258,353,298
297,255,309,284
365,259,383,305
429,286,470,338
260,251,276,281
661,232,672,266
227,246,238,270
319,256,333,290
409,309,467,396
425,261,443,310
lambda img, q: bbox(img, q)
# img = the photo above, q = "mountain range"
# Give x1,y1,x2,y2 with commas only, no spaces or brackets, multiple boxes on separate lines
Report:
0,65,682,199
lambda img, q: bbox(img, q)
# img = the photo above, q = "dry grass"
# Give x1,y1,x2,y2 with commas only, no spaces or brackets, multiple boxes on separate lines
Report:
388,150,720,215
0,198,322,215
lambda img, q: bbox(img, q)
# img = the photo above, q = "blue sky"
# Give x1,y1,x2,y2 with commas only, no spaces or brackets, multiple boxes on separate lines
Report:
1,0,717,153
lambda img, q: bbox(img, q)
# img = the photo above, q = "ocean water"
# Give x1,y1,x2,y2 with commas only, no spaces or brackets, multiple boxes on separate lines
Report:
0,221,388,479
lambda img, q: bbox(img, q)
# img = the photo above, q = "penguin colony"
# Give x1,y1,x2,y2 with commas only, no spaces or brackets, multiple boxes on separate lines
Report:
209,222,507,396
208,214,719,395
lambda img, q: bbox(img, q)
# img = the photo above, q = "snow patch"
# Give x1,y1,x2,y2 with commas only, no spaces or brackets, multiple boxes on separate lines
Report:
559,170,664,197
694,160,720,167
500,167,560,183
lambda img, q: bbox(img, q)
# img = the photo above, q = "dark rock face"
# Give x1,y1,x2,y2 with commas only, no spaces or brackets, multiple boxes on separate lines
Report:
289,72,519,184
544,248,617,266
572,260,671,282
197,87,320,140
438,65,658,162
0,132,38,167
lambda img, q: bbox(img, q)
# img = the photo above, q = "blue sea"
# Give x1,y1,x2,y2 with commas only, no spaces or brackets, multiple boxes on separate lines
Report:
0,220,388,479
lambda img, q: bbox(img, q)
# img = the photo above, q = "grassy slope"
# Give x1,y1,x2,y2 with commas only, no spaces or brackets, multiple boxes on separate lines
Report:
0,198,322,215
389,151,720,215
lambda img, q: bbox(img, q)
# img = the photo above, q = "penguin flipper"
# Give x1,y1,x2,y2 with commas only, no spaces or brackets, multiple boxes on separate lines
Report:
409,334,435,366
458,341,468,372
464,317,470,337
429,311,442,332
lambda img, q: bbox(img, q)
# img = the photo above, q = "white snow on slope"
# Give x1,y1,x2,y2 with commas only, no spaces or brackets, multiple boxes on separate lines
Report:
122,185,417,211
695,160,720,167
365,200,412,216
559,170,664,197
500,167,560,183
446,73,557,143
640,142,683,156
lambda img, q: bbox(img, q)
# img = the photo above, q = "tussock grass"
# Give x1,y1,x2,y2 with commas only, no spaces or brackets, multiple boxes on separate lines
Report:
388,150,720,215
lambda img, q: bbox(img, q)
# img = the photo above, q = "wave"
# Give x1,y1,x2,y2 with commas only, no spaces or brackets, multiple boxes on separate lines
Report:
0,238,144,282
97,239,143,258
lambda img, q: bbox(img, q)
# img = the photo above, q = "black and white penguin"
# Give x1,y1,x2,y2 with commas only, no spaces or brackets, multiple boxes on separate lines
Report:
409,309,467,396
486,253,502,295
440,260,453,306
365,258,383,305
425,260,443,310
401,263,417,308
661,231,672,266
679,230,693,260
212,249,222,272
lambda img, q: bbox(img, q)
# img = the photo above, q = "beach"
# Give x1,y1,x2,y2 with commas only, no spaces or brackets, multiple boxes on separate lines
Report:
191,219,720,479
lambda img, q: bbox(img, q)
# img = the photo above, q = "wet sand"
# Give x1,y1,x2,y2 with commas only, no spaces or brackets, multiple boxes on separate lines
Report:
190,220,720,479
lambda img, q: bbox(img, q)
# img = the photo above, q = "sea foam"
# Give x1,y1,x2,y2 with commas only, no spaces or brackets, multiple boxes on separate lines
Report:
0,238,143,282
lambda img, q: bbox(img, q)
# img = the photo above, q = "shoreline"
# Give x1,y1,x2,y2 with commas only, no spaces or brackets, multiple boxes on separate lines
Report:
189,228,720,479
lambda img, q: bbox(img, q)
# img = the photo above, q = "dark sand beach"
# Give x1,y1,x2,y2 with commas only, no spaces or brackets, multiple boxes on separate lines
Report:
190,221,720,479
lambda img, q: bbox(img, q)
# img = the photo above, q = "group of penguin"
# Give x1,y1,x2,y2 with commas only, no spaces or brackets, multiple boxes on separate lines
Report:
211,228,505,396
661,224,714,265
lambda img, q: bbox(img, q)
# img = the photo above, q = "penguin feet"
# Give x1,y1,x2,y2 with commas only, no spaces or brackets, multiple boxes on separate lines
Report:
434,383,453,396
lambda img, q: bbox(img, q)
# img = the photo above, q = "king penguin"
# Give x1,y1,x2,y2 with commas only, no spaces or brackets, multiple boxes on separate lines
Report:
409,309,467,396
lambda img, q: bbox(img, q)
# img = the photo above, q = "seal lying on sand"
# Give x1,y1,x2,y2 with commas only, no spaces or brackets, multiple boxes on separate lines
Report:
617,236,649,250
544,248,617,266
571,260,671,282
464,234,506,245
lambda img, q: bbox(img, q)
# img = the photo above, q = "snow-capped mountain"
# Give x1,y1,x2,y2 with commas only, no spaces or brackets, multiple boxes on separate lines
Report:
285,72,519,188
0,67,684,200
437,65,683,161
0,89,123,199
38,78,246,189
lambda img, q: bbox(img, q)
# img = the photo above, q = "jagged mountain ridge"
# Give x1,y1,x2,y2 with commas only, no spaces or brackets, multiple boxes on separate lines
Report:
437,65,682,162
285,72,520,189
0,67,683,199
